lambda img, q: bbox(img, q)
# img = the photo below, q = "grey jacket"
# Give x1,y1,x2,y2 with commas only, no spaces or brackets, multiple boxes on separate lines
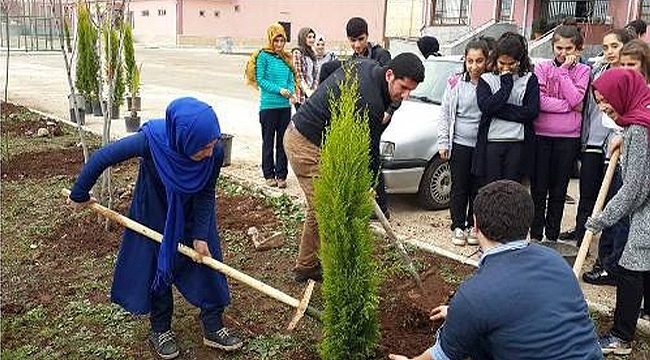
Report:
588,125,650,271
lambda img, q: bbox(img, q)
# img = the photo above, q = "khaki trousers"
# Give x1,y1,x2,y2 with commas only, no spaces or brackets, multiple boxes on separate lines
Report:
284,124,321,270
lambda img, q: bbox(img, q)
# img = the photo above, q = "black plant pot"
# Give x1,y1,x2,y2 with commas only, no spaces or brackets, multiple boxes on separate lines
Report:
124,115,141,133
69,108,85,125
102,101,121,120
67,94,85,125
92,100,103,116
127,96,141,111
84,99,93,113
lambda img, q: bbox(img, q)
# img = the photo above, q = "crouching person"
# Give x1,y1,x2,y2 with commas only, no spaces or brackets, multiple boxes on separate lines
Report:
389,180,602,360
67,98,242,359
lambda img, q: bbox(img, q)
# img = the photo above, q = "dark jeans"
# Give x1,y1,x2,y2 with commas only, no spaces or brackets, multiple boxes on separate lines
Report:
599,167,630,272
450,143,477,230
370,148,388,214
150,287,224,334
611,267,649,341
260,108,291,180
530,136,580,241
485,142,523,184
575,149,605,243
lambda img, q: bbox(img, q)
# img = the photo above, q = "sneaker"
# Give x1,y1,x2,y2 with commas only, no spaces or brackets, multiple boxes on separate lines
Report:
559,229,576,241
277,179,287,188
452,228,467,246
599,333,632,355
203,327,243,352
582,268,616,286
148,331,180,359
467,228,478,245
293,263,323,282
266,178,277,187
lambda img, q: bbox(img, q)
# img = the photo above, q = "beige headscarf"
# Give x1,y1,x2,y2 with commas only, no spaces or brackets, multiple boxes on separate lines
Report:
245,23,296,88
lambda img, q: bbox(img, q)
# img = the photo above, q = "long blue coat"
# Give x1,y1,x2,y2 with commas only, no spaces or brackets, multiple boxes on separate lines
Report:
70,132,230,314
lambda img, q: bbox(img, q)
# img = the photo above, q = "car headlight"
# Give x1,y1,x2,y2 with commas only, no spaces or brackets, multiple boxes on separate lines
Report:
380,141,395,159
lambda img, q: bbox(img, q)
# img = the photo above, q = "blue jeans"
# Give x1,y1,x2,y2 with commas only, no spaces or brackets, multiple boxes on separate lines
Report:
150,287,224,334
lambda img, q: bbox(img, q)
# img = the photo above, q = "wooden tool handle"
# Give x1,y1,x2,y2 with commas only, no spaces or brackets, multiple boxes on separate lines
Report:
572,149,620,278
62,189,322,322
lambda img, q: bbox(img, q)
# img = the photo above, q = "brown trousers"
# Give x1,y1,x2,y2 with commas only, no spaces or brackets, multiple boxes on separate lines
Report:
284,124,321,270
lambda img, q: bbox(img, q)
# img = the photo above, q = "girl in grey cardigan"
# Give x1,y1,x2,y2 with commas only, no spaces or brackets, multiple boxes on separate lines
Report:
587,68,650,356
437,38,491,246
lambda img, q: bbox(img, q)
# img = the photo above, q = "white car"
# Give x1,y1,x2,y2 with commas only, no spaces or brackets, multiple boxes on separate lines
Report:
380,57,463,210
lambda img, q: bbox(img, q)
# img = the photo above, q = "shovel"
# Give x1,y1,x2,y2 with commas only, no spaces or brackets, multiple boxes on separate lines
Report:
572,149,620,278
62,189,321,329
370,193,424,292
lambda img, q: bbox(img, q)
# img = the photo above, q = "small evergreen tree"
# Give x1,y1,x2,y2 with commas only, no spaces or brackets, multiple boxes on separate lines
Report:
314,64,380,360
75,2,95,101
103,21,125,106
123,22,136,97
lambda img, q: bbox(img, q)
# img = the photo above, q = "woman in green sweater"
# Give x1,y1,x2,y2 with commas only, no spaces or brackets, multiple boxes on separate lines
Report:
246,23,296,188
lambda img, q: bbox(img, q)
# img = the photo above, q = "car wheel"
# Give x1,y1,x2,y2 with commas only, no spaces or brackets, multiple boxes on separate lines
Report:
418,156,451,210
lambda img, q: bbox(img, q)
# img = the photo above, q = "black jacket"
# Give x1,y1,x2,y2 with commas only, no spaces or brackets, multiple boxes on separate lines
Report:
472,73,540,178
293,59,392,152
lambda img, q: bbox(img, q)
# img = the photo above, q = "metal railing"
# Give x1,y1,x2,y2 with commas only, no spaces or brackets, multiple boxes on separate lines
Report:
540,0,609,24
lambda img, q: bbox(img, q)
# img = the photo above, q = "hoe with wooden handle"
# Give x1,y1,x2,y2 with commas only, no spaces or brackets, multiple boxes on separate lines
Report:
572,149,620,279
62,189,321,329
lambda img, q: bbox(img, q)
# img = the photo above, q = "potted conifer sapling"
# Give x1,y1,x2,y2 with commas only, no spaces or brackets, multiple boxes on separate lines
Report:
124,65,141,132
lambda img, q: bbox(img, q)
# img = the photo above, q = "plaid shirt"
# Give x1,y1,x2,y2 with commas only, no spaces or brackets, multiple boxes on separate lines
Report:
292,49,316,104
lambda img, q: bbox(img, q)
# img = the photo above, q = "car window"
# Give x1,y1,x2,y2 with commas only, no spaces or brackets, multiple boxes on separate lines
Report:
410,60,463,105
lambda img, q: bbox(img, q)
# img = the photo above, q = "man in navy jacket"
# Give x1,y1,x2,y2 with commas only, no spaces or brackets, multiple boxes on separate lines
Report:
389,180,602,360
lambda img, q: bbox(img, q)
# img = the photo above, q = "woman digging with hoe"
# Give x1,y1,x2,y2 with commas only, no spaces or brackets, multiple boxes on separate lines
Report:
67,97,243,359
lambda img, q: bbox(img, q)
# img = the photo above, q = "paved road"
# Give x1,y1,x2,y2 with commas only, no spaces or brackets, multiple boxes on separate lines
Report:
4,47,616,310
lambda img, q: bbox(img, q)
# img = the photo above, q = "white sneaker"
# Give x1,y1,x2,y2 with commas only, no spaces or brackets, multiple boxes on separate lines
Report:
452,228,467,246
467,228,479,245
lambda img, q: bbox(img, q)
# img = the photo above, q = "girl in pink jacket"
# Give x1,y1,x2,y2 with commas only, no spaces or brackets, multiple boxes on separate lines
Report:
530,25,590,241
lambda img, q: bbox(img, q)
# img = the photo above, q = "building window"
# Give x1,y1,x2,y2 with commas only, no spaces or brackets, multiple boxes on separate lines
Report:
141,10,149,17
640,0,650,22
431,0,469,25
498,0,512,21
214,10,220,17
199,10,205,17
158,9,166,16
540,0,608,24
234,5,240,12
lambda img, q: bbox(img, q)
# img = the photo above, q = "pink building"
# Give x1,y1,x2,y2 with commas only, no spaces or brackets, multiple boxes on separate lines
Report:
421,0,650,45
128,0,387,52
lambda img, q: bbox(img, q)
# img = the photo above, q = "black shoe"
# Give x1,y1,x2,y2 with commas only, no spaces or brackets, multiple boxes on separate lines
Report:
149,331,180,359
582,268,616,286
203,327,243,352
294,263,323,282
559,229,576,241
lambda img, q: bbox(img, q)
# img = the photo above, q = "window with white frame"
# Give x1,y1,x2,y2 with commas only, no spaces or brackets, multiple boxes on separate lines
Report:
431,0,469,25
141,10,149,17
499,0,512,21
158,9,166,16
640,0,650,22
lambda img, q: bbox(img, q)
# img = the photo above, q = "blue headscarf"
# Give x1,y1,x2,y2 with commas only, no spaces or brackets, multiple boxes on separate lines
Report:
140,97,221,293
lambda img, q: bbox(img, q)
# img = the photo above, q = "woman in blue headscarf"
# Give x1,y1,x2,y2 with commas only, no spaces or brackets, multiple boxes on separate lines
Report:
68,97,242,359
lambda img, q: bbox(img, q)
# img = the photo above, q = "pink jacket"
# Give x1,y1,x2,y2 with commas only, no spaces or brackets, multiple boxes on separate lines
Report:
534,60,590,138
